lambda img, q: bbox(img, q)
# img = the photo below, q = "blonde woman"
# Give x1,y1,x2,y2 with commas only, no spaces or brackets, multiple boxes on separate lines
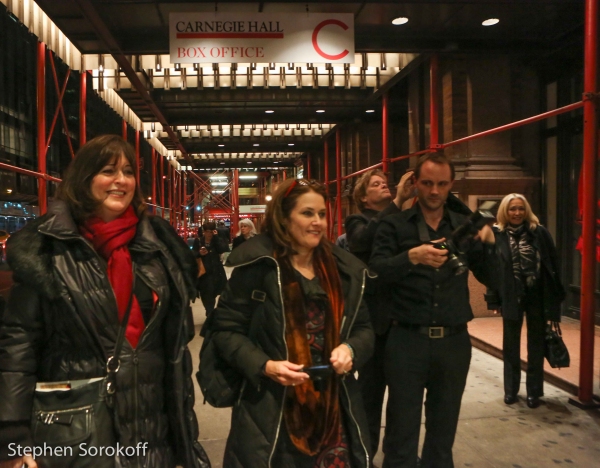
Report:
232,218,257,250
485,194,565,408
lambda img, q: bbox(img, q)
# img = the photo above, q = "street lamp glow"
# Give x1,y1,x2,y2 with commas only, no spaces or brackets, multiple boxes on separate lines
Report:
482,18,500,26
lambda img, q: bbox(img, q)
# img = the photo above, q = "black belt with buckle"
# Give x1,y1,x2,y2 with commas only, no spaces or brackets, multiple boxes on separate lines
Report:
391,321,467,339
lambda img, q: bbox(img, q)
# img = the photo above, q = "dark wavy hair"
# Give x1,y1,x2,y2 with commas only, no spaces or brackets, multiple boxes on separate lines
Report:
55,134,147,224
262,178,330,257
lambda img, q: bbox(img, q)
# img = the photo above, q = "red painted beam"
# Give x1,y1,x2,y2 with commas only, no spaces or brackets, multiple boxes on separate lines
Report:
382,92,389,173
430,54,439,148
578,0,598,404
80,71,87,146
0,162,61,183
37,42,47,215
336,127,343,238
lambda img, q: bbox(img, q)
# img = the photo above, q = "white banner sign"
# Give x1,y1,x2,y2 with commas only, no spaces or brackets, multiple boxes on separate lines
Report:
239,205,266,214
169,13,354,64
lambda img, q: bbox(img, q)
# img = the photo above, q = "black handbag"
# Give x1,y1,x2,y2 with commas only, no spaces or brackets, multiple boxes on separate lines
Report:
30,282,135,467
544,321,570,369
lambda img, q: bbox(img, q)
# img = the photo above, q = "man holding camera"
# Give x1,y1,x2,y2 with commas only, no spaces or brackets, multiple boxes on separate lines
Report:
369,153,496,468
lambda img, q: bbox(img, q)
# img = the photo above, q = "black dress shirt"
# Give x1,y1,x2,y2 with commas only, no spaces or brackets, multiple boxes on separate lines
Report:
369,204,497,326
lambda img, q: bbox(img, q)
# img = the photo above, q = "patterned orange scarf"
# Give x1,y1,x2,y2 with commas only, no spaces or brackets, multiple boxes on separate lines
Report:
279,243,345,456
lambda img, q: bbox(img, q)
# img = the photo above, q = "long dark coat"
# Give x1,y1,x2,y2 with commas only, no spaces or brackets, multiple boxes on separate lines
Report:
211,234,375,468
0,201,210,467
485,224,566,321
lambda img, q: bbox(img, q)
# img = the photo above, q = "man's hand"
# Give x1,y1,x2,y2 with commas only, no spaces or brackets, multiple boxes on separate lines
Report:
408,239,449,268
394,171,416,208
264,360,309,386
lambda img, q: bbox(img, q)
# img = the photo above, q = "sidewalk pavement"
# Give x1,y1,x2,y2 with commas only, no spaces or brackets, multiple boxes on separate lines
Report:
190,297,600,468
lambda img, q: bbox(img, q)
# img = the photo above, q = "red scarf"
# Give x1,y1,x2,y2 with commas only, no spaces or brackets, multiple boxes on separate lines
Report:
80,206,145,348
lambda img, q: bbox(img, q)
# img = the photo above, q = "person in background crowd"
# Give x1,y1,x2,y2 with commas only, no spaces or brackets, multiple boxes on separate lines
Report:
485,193,565,409
195,221,229,320
370,153,497,468
232,218,257,250
210,178,374,468
344,169,414,464
335,232,350,251
217,220,231,243
0,135,209,468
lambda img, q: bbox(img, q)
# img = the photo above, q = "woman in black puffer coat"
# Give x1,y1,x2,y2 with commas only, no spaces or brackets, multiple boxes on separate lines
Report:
209,179,375,468
0,135,210,468
485,193,565,409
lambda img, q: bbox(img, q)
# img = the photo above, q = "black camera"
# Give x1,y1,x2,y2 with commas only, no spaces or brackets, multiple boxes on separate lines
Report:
432,202,496,275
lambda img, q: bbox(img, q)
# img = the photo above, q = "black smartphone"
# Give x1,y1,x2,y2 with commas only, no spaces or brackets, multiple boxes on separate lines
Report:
301,364,333,379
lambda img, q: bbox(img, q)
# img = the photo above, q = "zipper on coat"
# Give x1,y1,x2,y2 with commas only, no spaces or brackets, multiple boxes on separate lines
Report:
132,349,141,468
341,380,370,467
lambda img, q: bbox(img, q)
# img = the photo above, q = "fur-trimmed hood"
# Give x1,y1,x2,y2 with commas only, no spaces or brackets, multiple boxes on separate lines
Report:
7,200,197,301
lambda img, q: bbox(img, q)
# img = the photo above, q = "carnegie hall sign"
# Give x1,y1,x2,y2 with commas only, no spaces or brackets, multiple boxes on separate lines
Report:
169,13,355,63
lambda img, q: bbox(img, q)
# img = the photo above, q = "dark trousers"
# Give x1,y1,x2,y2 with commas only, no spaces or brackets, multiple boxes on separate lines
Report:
502,298,545,398
197,275,218,316
382,326,471,468
358,330,388,462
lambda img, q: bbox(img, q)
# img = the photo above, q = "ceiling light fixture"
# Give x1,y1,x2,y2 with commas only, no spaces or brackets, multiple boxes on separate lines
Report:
265,110,274,114
482,18,500,26
253,143,260,146
392,17,409,25
316,110,325,113
366,109,375,113
218,144,225,147
288,143,295,146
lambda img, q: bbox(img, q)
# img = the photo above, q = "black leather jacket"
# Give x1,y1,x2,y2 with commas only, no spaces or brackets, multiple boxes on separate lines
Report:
0,201,210,468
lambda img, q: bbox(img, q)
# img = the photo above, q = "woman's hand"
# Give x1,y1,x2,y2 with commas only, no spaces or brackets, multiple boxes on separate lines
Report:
264,360,309,386
330,344,353,375
0,455,37,468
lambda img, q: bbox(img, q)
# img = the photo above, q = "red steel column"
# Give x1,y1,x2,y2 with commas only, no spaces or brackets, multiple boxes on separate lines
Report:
336,127,343,237
578,0,598,404
160,158,165,218
79,71,87,146
430,54,440,148
37,42,47,215
324,138,330,238
307,153,312,179
151,148,156,214
232,169,240,238
382,92,389,173
168,164,173,226
182,172,187,235
122,120,127,141
135,129,140,182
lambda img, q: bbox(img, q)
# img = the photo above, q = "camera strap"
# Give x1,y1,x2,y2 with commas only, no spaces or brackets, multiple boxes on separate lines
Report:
416,214,432,243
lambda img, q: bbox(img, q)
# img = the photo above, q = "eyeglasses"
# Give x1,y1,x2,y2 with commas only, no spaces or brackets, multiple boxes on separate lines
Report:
283,179,322,198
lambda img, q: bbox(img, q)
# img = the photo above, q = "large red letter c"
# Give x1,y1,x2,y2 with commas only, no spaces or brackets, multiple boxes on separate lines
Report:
312,19,349,61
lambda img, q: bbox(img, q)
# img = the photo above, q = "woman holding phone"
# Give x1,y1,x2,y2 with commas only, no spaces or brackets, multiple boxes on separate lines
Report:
209,178,374,467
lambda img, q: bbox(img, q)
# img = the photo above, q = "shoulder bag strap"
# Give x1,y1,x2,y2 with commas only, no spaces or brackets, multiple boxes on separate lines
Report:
105,267,136,395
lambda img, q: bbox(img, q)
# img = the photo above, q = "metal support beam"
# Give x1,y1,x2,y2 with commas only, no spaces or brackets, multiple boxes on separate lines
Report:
80,71,87,146
135,129,140,182
151,148,156,214
575,0,599,406
336,127,343,238
324,138,330,239
160,157,165,218
232,169,240,238
122,120,127,141
430,54,439,148
37,42,47,215
382,92,389,173
307,153,312,179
